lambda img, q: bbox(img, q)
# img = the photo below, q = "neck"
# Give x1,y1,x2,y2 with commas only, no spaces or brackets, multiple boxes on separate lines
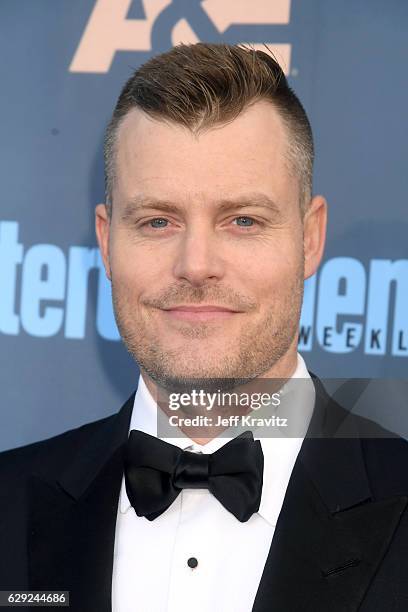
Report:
140,346,299,445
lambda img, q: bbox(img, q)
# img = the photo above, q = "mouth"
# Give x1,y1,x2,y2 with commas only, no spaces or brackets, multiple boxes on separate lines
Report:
160,304,242,322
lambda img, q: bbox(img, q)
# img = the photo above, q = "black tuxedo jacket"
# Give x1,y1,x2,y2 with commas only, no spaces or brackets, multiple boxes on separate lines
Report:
1,374,408,612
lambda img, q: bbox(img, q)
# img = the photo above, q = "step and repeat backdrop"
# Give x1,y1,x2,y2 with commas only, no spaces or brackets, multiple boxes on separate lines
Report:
1,0,407,451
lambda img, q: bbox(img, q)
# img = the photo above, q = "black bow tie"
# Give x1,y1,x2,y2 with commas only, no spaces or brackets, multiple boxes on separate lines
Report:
124,429,264,522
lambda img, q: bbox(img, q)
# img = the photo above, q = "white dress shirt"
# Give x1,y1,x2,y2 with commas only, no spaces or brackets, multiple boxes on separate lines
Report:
112,353,315,612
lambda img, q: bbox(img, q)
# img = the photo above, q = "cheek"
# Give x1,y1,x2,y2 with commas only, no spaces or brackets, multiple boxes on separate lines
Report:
238,239,302,288
269,234,304,279
248,265,292,305
110,240,168,301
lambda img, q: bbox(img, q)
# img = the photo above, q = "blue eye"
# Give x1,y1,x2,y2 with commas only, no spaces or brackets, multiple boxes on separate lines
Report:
149,218,168,228
234,216,254,227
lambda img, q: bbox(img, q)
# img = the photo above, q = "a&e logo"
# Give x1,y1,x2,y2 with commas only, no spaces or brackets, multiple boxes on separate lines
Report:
69,0,292,74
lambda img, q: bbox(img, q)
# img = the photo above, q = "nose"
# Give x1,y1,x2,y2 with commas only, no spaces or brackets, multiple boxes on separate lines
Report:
172,223,225,286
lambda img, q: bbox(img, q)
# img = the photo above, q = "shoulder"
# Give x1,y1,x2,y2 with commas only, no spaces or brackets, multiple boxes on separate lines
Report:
357,415,408,497
0,387,136,485
339,408,408,497
0,412,117,484
310,372,408,496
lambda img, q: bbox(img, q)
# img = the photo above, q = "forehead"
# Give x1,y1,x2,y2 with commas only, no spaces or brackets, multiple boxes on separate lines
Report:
114,101,296,207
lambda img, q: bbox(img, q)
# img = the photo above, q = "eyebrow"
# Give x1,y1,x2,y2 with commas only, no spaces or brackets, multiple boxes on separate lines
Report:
120,192,282,222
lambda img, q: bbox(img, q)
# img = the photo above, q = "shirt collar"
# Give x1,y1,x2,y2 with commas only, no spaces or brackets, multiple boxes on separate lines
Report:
120,353,315,524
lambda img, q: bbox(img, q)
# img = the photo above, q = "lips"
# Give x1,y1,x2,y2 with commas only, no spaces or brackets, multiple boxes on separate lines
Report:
164,305,238,313
161,304,240,321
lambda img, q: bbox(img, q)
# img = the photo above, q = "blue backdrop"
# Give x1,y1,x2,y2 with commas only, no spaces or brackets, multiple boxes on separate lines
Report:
1,0,407,451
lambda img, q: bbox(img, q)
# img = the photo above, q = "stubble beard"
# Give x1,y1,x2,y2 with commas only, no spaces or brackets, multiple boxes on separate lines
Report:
111,262,304,397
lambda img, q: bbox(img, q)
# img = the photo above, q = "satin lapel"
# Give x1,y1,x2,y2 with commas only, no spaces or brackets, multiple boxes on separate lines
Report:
252,459,407,612
27,394,135,612
252,376,408,612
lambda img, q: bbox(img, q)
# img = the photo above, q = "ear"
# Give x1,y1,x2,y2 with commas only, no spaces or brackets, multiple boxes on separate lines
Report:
95,203,112,280
303,195,327,280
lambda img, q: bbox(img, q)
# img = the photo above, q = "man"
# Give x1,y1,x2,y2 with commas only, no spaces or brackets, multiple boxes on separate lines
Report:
1,43,408,611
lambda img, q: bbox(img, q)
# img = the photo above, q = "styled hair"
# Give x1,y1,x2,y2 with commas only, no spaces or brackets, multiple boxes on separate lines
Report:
104,42,314,214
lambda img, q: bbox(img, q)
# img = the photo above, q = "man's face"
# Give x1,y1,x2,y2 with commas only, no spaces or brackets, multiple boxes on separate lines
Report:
96,101,326,392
